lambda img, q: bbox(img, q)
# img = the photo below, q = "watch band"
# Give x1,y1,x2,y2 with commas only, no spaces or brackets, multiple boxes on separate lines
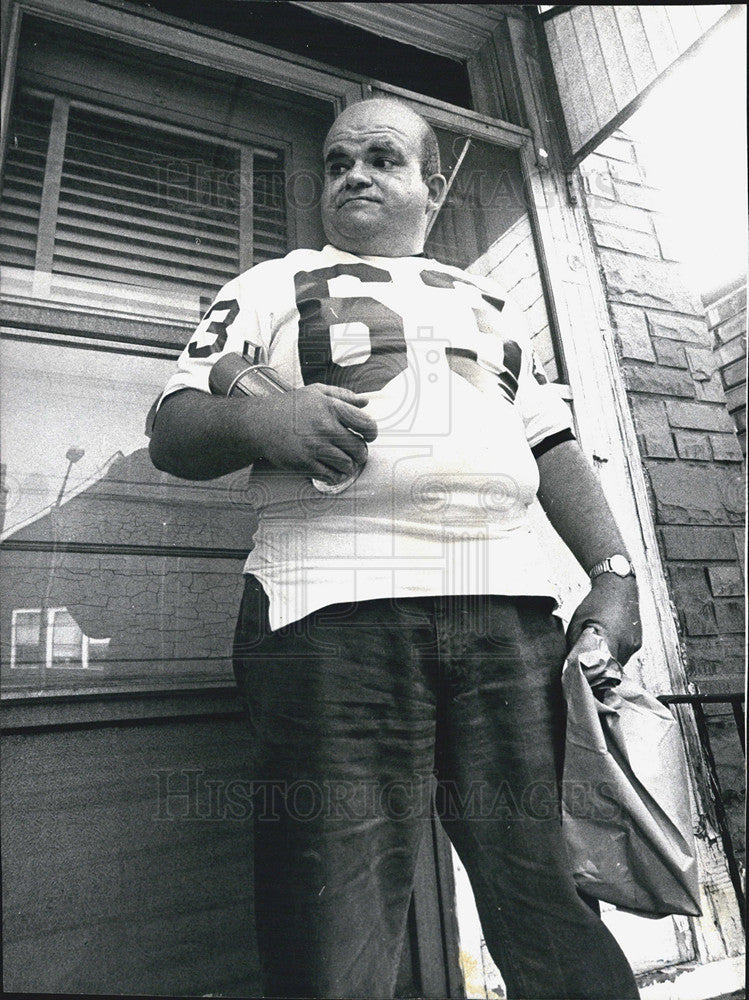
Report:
588,554,635,580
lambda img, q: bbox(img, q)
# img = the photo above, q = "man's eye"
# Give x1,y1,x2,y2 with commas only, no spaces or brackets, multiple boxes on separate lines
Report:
327,163,347,176
375,158,396,168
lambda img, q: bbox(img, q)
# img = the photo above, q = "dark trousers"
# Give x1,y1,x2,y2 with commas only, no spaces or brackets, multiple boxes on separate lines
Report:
233,575,639,1000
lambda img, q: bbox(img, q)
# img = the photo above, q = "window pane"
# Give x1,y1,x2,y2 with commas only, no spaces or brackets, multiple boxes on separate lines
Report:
56,105,244,293
0,339,256,550
1,550,244,694
425,130,562,383
0,338,259,695
49,608,84,669
0,89,288,325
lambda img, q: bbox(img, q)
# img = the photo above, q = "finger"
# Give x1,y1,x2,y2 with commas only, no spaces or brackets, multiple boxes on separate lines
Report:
311,383,370,407
334,402,379,442
319,431,368,468
310,456,353,484
315,445,355,476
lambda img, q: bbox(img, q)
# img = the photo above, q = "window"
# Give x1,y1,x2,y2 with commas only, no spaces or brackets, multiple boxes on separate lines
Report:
0,19,335,698
2,88,288,324
425,128,563,382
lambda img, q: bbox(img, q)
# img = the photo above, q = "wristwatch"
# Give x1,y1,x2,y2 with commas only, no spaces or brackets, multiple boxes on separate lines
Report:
588,554,636,580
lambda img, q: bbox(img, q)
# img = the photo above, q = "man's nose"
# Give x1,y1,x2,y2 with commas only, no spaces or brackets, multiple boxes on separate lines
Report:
344,160,372,187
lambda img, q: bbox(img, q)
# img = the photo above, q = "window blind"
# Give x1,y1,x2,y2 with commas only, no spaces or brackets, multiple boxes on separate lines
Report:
1,90,289,307
0,92,53,270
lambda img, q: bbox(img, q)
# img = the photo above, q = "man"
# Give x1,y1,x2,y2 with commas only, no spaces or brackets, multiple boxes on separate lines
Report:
150,98,640,999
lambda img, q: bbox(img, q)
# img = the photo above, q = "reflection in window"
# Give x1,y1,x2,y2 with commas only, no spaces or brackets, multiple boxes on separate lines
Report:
9,609,41,668
10,607,109,671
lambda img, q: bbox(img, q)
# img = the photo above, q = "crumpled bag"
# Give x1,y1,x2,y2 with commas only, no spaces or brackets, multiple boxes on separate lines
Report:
561,631,701,917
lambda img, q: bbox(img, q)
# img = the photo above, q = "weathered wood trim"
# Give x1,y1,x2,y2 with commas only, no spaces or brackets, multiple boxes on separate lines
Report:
291,1,508,60
0,683,242,730
365,78,531,147
8,0,362,110
0,301,190,350
238,145,254,274
535,4,741,170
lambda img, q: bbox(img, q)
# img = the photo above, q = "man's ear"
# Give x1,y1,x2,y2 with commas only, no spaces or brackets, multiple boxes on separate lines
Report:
425,173,447,215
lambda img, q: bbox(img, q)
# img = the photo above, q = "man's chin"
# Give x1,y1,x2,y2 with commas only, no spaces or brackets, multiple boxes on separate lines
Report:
323,222,422,257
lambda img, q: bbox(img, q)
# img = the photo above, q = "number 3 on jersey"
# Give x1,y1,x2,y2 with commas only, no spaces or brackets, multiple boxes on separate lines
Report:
293,264,408,392
187,299,240,358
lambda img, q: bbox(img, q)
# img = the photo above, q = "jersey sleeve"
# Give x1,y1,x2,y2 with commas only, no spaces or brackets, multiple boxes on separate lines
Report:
156,272,267,409
503,295,575,456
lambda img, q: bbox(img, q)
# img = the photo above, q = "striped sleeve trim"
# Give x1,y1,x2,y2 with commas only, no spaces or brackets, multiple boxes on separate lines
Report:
531,428,576,459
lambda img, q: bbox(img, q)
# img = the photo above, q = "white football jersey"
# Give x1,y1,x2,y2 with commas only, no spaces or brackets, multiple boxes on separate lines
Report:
159,245,574,629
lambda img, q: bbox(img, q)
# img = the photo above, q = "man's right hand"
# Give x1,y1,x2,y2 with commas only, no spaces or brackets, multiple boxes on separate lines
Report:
149,384,377,482
255,383,377,483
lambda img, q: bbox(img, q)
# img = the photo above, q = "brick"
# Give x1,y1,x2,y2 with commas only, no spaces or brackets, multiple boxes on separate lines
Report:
624,363,696,398
674,431,711,461
665,563,718,636
612,181,663,212
685,346,717,381
681,603,719,636
609,303,655,361
599,250,704,314
685,636,745,680
706,287,747,325
715,335,746,368
708,565,744,598
668,564,710,602
734,529,745,572
630,397,676,458
724,383,746,414
660,526,737,561
651,215,683,263
591,221,661,258
694,374,729,405
653,338,688,368
648,463,744,525
583,152,614,176
596,134,637,162
582,165,616,200
711,311,746,346
646,313,709,345
714,599,745,633
607,159,647,185
585,195,653,234
709,433,744,463
722,358,746,389
665,400,737,433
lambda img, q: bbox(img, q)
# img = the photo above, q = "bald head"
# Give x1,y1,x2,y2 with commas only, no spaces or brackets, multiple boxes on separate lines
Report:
320,97,446,257
326,99,440,179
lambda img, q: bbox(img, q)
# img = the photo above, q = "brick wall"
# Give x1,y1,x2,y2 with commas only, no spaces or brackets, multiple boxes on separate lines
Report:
579,130,745,694
579,131,746,864
704,278,747,455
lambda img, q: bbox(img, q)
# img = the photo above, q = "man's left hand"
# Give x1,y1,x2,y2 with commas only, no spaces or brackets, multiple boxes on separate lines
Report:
566,573,642,668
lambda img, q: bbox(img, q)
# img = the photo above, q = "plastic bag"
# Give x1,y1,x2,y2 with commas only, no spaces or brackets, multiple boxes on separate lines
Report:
561,632,701,917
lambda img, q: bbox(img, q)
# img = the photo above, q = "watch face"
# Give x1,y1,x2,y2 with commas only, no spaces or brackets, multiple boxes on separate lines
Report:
610,554,631,576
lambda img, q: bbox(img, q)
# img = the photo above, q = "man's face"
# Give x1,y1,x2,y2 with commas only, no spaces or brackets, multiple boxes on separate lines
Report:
321,101,444,257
